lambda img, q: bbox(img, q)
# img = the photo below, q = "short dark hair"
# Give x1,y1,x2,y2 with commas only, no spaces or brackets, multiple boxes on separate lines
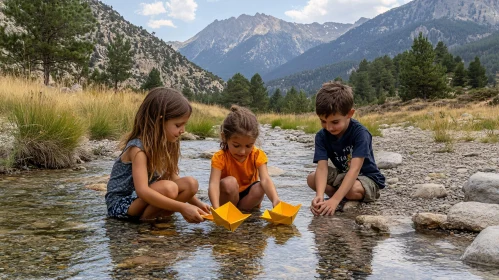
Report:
315,81,353,116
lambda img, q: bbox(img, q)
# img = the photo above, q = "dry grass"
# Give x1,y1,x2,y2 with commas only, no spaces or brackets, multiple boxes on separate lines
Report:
0,76,225,167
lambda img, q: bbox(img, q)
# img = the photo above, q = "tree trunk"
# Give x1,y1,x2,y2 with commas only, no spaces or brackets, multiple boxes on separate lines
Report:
43,63,50,85
114,80,118,93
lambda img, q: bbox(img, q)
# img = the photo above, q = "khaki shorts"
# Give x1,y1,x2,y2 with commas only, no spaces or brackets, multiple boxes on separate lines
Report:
326,166,380,203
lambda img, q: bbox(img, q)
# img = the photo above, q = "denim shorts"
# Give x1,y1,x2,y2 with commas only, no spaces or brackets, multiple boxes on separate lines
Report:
107,191,138,219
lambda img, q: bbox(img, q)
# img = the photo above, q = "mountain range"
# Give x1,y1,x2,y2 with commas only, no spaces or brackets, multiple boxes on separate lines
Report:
170,13,368,80
264,0,499,81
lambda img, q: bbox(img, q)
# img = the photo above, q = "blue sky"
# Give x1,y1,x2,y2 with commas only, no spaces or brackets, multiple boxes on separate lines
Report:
100,0,413,42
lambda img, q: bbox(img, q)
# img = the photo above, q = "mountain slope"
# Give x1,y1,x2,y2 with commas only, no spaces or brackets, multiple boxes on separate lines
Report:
266,60,358,95
264,0,499,81
452,31,499,76
0,0,224,93
173,13,365,80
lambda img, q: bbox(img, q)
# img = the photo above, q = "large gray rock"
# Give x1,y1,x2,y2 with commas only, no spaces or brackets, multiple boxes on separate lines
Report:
412,183,448,199
446,202,499,232
375,152,403,169
462,226,499,267
463,172,499,204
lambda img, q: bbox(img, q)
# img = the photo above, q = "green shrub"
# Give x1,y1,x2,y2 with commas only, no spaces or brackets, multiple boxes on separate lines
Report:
186,117,216,137
271,119,282,128
11,94,85,168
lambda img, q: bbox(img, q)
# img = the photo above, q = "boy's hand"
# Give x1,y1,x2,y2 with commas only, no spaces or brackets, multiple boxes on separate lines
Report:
316,199,338,216
180,204,208,223
310,196,324,216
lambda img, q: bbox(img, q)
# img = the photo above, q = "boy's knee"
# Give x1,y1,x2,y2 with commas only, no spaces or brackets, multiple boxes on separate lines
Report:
345,180,364,201
153,180,179,198
220,176,238,194
307,172,316,189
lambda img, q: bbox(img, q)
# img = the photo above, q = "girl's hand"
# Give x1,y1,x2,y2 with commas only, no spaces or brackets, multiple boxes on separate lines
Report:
180,204,207,223
198,202,211,214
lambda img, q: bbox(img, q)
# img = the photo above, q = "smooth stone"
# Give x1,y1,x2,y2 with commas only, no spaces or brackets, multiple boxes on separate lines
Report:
267,166,286,176
462,226,499,267
463,172,499,204
200,149,218,159
412,184,448,199
412,213,447,229
445,202,499,232
375,152,403,169
180,132,198,140
387,178,399,184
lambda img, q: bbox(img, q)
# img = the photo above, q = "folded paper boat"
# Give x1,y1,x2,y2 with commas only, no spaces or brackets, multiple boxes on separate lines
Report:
209,201,251,232
261,201,301,225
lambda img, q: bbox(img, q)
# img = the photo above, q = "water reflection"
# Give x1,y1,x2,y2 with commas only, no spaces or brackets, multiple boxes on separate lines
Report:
310,216,383,279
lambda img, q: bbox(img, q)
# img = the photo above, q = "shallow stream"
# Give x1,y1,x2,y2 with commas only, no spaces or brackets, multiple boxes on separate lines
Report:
1,128,498,279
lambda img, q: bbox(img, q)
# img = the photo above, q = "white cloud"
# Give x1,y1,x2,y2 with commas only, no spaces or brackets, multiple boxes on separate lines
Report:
285,0,329,22
137,2,167,16
166,0,198,22
285,0,412,23
148,19,177,28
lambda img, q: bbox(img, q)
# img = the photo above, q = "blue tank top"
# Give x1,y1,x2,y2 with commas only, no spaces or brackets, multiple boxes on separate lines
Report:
105,138,160,210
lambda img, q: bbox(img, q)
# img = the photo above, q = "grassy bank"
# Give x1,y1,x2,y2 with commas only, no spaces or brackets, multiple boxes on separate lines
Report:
0,76,225,168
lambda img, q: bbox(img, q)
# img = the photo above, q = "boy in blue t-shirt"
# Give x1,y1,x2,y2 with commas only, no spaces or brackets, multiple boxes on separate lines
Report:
307,81,385,216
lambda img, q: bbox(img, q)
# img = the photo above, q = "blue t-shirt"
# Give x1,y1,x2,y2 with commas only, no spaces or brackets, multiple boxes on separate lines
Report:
313,118,385,189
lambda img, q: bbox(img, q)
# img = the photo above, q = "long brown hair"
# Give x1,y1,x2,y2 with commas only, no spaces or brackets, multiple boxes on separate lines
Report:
220,105,259,150
121,87,192,179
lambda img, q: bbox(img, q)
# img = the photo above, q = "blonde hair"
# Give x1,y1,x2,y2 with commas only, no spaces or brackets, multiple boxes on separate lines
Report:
121,87,191,179
220,105,259,150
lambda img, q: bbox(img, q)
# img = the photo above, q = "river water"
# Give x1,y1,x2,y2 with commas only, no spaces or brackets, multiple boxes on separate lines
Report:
1,127,498,279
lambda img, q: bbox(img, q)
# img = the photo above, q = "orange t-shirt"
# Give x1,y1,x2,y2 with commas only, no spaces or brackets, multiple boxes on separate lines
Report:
211,147,268,192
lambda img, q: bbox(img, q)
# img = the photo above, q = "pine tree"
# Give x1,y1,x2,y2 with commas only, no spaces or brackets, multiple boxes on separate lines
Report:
283,87,299,113
182,87,194,101
221,73,251,107
467,56,488,88
269,88,284,113
434,41,448,64
399,33,448,101
249,73,269,112
452,62,467,87
106,34,134,91
141,68,163,90
0,0,96,85
296,90,310,113
352,72,374,105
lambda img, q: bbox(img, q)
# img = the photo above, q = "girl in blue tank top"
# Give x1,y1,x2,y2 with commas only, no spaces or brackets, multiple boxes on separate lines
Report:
105,88,209,222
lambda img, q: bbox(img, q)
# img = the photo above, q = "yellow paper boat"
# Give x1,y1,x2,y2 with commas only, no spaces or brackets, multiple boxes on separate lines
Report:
210,202,251,232
202,214,213,221
261,201,301,225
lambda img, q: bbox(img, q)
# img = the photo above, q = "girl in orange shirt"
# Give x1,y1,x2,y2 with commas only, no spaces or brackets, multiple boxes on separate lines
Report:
208,105,280,211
